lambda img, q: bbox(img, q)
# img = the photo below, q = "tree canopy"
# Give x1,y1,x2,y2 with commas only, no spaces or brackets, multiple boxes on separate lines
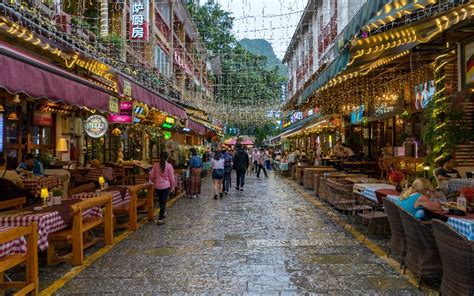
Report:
187,0,285,131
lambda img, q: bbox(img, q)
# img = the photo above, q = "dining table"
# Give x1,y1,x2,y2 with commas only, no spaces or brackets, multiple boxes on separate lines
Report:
0,226,27,258
0,200,102,251
22,175,63,198
71,186,132,208
447,178,474,193
84,167,115,182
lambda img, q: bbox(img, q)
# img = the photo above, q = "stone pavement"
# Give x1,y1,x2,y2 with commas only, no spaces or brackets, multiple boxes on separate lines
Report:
56,173,422,295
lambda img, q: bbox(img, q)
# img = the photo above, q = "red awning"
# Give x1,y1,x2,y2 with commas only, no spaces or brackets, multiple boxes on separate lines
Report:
187,119,206,135
0,42,111,111
117,76,187,119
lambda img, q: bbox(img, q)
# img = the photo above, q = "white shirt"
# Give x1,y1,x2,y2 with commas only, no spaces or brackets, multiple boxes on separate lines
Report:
211,158,225,170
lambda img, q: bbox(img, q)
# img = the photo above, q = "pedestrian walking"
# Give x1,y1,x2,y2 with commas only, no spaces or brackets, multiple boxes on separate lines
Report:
149,152,175,225
211,150,225,199
233,144,249,191
251,148,260,174
257,148,268,178
222,146,233,195
187,148,202,198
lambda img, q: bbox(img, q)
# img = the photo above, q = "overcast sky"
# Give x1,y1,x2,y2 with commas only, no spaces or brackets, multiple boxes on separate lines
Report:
211,0,307,60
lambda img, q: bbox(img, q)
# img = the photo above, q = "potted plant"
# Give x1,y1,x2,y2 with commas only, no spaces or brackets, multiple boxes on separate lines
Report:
51,187,63,204
389,171,406,192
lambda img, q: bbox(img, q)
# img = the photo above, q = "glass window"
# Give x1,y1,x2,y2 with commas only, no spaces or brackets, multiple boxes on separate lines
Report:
6,122,18,144
156,1,171,25
154,45,170,77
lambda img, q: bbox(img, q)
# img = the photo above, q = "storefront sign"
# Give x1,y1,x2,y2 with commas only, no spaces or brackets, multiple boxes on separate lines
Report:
84,115,108,138
374,103,394,117
165,116,175,125
33,111,53,126
109,101,133,124
162,122,173,129
130,0,149,41
163,131,172,140
123,81,132,97
0,115,3,153
133,102,148,123
109,96,119,113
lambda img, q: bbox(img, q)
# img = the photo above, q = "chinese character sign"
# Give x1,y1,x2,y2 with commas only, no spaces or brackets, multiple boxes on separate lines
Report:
130,0,149,41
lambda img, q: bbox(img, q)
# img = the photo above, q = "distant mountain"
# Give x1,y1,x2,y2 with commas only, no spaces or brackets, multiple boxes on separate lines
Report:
239,38,288,78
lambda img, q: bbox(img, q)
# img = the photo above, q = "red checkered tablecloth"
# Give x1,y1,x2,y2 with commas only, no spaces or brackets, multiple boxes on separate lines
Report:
71,188,131,208
23,176,63,198
448,178,474,193
0,226,27,258
0,207,102,251
85,167,115,182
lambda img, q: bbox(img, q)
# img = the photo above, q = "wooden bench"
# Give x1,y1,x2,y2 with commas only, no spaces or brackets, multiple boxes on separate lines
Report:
0,223,38,296
67,183,96,198
113,183,154,231
47,193,113,266
0,197,26,211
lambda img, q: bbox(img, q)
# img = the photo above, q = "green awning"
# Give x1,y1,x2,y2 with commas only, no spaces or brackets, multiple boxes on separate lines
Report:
300,49,350,104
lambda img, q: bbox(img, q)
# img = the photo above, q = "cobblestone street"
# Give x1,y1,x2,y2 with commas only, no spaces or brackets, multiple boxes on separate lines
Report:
56,174,421,295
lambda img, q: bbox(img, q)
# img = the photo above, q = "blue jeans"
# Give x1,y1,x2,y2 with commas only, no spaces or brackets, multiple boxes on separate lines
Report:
236,169,246,188
155,188,170,220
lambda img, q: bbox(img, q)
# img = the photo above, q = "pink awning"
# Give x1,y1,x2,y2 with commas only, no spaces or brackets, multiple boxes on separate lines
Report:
187,119,206,135
118,76,187,119
0,43,110,111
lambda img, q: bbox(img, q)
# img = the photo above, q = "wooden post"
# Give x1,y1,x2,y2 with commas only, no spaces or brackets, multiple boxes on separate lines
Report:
72,209,84,266
129,186,138,231
147,184,154,221
26,223,39,295
103,194,113,245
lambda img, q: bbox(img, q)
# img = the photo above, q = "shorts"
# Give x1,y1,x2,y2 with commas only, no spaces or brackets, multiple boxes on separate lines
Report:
212,169,224,180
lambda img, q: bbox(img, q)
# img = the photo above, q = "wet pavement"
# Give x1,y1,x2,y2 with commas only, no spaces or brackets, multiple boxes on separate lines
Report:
55,173,422,295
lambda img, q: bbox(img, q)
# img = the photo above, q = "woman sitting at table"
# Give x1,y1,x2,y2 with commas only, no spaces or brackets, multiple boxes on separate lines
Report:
0,156,34,202
16,153,44,177
399,178,443,220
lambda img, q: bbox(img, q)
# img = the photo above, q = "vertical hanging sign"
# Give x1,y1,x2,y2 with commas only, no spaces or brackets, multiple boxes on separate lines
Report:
130,0,149,41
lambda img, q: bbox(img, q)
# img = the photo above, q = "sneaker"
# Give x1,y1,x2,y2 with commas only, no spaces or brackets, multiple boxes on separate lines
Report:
239,187,244,191
224,191,228,195
235,187,239,191
214,195,218,200
156,220,165,225
219,192,223,199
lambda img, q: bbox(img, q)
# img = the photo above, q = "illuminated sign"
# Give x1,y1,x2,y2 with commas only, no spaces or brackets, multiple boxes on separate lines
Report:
109,96,119,113
130,0,149,41
163,131,172,140
108,101,133,124
0,115,3,153
84,115,108,138
162,122,173,129
165,116,175,124
182,127,191,132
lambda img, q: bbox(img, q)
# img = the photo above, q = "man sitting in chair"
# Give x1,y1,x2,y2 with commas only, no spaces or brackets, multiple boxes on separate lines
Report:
435,155,461,181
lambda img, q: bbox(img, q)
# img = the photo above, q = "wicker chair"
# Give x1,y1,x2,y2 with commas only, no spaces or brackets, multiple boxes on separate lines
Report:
431,219,474,295
398,207,443,287
382,198,407,268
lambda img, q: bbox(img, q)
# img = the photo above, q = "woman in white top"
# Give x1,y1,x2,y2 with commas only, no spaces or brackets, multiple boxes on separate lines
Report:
211,151,225,199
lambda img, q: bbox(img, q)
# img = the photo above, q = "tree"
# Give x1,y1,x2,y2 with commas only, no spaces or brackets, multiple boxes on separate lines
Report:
186,0,285,129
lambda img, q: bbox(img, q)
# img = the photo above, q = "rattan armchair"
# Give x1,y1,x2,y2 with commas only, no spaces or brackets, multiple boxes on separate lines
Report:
382,198,407,269
431,219,474,295
398,207,443,287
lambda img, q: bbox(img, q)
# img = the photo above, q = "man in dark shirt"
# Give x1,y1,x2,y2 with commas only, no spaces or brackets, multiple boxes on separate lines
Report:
233,144,249,191
435,155,461,181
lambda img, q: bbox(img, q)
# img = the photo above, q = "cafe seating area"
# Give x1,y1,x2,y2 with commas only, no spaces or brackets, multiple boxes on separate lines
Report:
285,162,474,291
0,158,188,295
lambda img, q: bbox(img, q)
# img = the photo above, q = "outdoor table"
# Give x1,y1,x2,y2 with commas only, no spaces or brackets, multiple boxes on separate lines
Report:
302,167,337,189
447,217,474,240
448,178,474,193
0,226,27,258
71,186,132,208
72,168,91,184
23,175,63,198
353,183,396,203
85,167,115,182
0,200,102,251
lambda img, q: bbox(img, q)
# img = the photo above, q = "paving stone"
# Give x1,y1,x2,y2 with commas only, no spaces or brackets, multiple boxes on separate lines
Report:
55,174,421,294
